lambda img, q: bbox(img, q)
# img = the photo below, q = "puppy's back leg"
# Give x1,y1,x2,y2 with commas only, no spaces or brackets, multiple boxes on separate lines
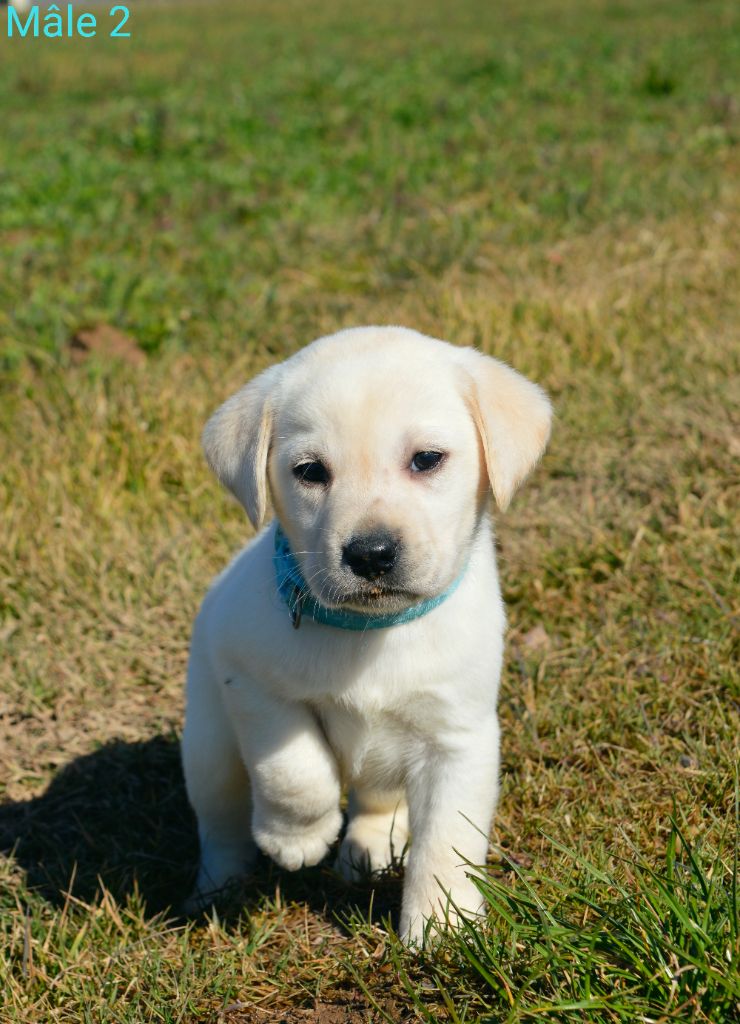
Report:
336,788,409,881
182,652,256,910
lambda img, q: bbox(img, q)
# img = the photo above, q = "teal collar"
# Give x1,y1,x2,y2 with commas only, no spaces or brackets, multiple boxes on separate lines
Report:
273,524,465,631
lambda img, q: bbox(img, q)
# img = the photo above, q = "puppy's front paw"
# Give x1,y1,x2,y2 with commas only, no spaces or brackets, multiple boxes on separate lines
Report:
253,806,342,871
400,878,485,946
399,903,465,947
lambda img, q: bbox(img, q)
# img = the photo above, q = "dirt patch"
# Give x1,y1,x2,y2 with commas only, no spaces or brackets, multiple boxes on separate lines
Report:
69,324,146,367
216,992,411,1023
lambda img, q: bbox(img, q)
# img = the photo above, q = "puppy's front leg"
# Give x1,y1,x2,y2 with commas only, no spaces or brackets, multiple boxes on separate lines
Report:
401,716,500,945
228,686,342,871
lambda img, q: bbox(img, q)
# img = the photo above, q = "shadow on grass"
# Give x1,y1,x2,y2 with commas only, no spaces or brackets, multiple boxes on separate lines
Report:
0,734,401,928
0,735,197,913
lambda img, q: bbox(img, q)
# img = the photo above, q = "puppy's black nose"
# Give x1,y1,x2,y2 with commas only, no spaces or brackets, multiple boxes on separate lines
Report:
342,533,398,581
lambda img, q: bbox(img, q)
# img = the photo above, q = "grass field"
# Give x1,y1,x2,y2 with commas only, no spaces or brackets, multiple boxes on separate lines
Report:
1,0,738,1020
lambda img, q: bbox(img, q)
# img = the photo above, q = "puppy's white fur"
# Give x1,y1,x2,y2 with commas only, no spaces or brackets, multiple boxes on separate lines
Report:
182,326,551,943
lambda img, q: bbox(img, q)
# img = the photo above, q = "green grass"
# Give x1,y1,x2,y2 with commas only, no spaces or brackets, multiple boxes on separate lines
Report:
431,819,739,1021
0,0,738,1020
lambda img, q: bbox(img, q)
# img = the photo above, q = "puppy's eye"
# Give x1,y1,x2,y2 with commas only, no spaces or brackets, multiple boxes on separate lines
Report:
410,451,445,473
293,461,330,486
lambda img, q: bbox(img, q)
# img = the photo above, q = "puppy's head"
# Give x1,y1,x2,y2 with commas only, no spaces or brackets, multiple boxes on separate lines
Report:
203,327,551,613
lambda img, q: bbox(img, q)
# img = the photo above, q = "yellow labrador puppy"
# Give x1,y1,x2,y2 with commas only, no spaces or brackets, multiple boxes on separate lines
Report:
182,326,551,943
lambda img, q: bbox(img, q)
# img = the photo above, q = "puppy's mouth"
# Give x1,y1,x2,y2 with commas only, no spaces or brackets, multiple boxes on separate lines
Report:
311,576,422,613
338,586,420,612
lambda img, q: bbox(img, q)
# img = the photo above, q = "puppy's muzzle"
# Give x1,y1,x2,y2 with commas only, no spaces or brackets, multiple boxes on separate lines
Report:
342,532,398,581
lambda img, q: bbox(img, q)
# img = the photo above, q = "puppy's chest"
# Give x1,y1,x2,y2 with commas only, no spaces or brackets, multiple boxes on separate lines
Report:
316,697,423,788
270,627,481,786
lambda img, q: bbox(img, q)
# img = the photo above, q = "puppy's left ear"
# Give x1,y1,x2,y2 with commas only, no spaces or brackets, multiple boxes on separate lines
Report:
458,349,552,511
202,365,282,530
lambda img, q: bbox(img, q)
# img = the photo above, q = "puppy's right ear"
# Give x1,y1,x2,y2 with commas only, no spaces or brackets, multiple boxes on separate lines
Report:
202,365,281,530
